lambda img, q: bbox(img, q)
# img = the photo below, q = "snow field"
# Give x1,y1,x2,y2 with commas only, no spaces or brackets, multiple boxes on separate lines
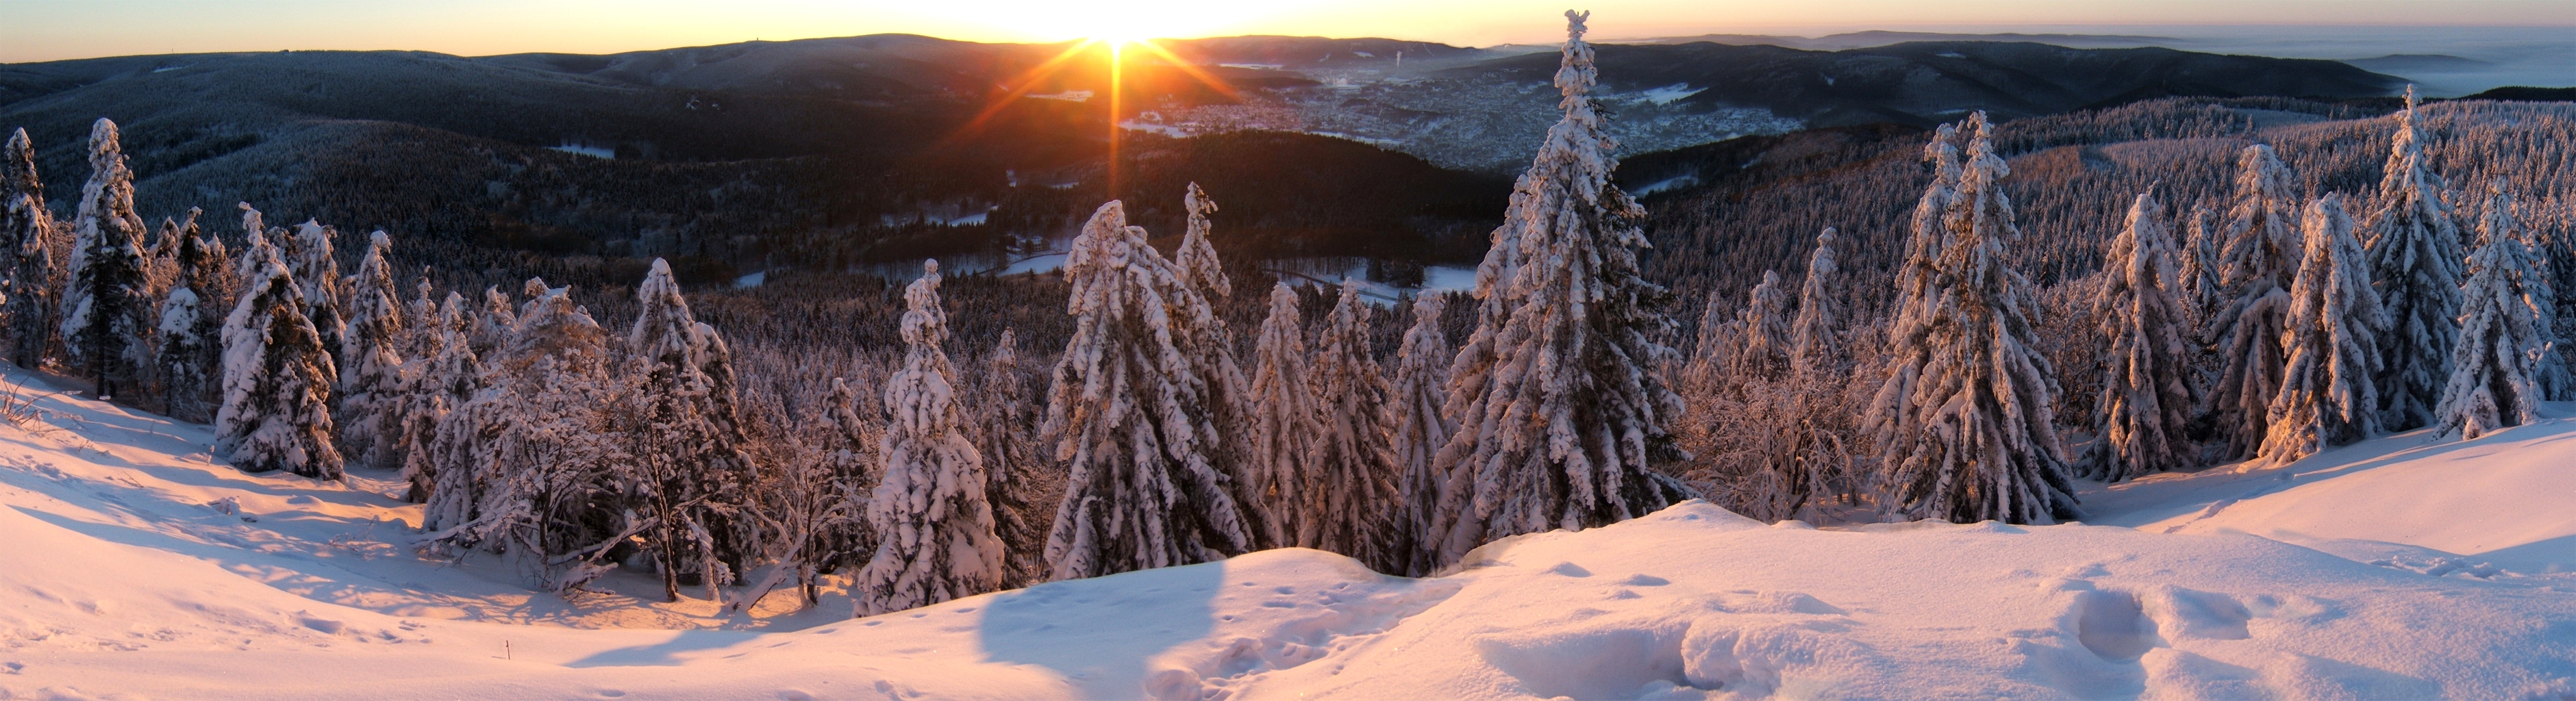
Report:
10,368,2576,698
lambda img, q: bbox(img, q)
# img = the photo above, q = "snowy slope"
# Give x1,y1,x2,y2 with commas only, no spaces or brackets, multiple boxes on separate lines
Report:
9,366,2576,699
2091,403,2576,576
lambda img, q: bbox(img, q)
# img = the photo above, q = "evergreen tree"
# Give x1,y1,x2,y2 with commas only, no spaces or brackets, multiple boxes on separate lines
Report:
2208,144,2305,461
216,244,342,479
977,329,1047,589
1244,282,1325,549
1310,279,1400,571
338,231,409,470
469,285,515,357
2436,184,2555,439
1040,201,1253,581
2083,192,2198,481
1425,12,1691,565
1867,112,2078,523
2259,195,2386,466
627,258,759,602
1788,228,1842,375
2178,206,2226,336
1164,181,1265,546
60,118,152,399
156,209,233,422
2365,87,2466,432
287,220,348,368
399,292,479,502
1731,270,1791,377
860,260,1004,615
4,127,60,368
1386,294,1453,576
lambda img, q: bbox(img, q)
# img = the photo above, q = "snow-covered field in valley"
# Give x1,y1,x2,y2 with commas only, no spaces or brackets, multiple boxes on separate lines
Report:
5,364,2576,700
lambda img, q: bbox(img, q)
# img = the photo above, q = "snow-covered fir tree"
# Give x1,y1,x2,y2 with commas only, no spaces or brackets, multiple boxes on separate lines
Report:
2083,192,2198,481
2259,195,2386,466
286,220,347,370
1164,181,1265,546
1243,282,1325,550
2365,87,2465,432
860,259,1004,616
398,292,478,502
627,258,760,602
976,329,1047,589
1788,228,1842,375
468,285,515,357
2208,144,2305,461
1867,112,2079,523
60,118,152,399
1731,270,1792,378
1310,279,1400,571
1386,294,1453,576
336,231,408,470
2435,184,2555,439
1040,201,1252,581
2178,206,2226,337
216,243,342,479
1681,292,1737,388
1425,11,1691,565
156,210,233,422
3,127,60,368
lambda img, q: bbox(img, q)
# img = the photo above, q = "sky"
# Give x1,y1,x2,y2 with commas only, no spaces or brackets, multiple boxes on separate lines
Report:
3,0,2575,63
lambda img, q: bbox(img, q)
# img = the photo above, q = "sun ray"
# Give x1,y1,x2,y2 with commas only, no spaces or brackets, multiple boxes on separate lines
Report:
942,38,1101,144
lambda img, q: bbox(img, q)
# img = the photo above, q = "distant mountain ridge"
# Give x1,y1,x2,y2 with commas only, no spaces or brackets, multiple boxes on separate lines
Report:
0,31,2405,275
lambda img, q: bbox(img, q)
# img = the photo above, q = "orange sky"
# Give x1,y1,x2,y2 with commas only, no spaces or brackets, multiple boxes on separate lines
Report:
5,0,2573,63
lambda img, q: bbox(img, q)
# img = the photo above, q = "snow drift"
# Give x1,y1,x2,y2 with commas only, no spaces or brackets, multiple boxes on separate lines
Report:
8,371,2576,699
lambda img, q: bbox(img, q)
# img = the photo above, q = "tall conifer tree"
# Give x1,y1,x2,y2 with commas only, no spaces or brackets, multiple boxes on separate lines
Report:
1868,112,2078,523
2366,87,2465,431
2260,195,2386,465
1425,11,1690,565
861,260,1004,615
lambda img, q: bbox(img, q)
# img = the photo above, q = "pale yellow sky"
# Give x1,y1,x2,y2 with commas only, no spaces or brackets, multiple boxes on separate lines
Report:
3,0,2572,63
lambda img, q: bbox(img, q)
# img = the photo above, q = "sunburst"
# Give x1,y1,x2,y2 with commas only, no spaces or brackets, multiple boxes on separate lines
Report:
945,34,1239,194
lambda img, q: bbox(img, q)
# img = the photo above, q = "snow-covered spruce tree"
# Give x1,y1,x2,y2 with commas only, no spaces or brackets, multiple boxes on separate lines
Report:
418,283,618,579
1385,294,1453,576
1730,270,1792,378
337,231,408,470
1039,201,1252,581
286,220,347,370
60,118,152,399
2436,185,2555,439
2208,144,2305,461
1165,181,1266,546
2082,192,2198,481
1310,279,1400,571
1244,282,1325,550
627,258,760,602
3,127,61,368
1681,292,1737,390
216,244,342,479
2258,195,2386,466
1788,228,1842,376
2178,207,2225,338
1425,11,1691,565
860,259,1004,616
2365,87,2465,432
468,285,515,357
976,329,1047,589
399,293,479,502
1866,112,2079,524
156,210,234,422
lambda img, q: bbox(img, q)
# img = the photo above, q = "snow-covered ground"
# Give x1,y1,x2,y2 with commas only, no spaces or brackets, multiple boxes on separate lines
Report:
10,366,2576,698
